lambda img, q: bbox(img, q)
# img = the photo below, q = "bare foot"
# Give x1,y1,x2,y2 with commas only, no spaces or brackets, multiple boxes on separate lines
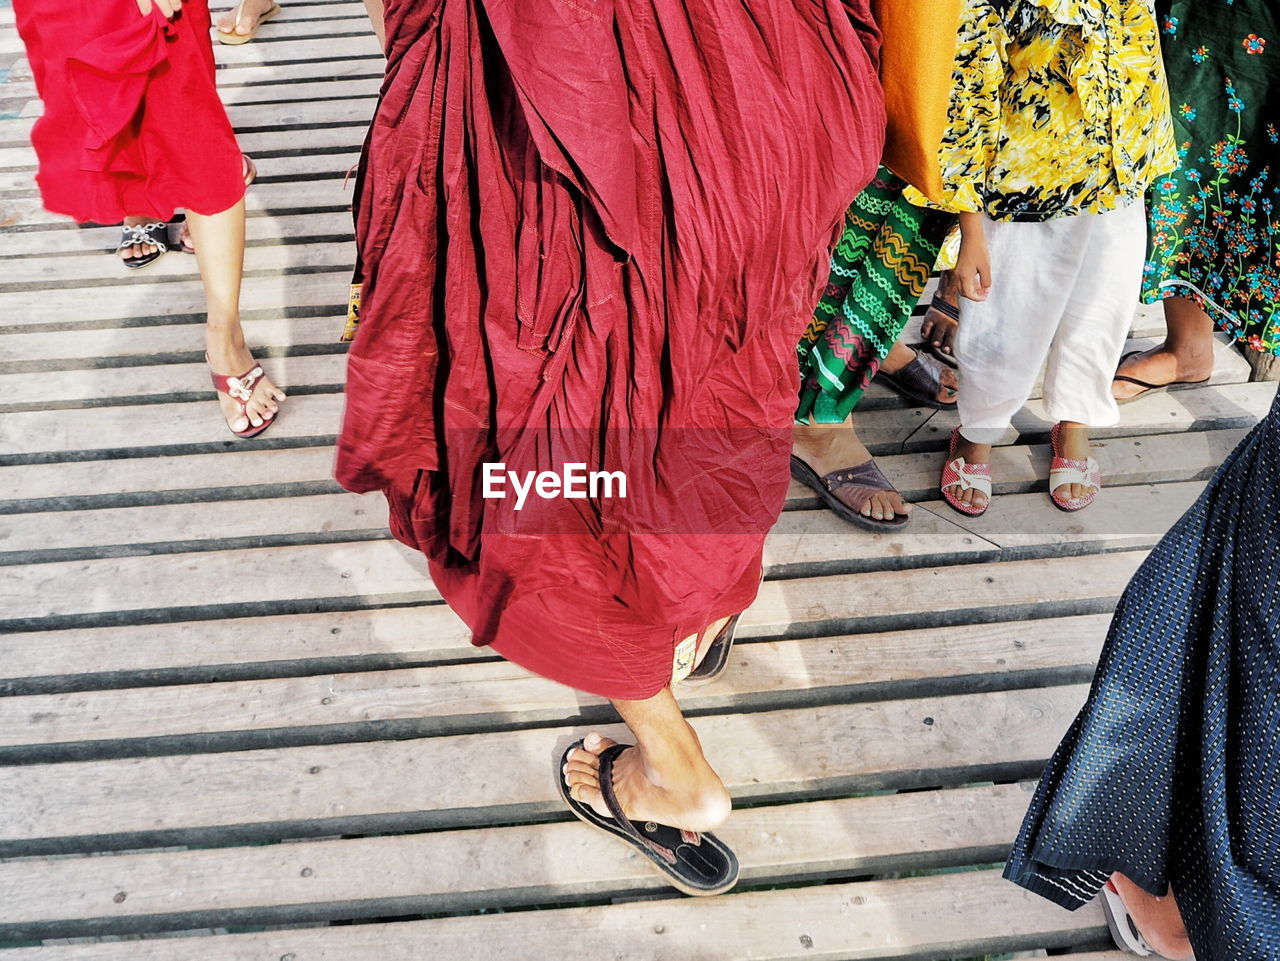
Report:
945,432,991,513
118,216,164,264
1111,874,1196,960
881,341,959,405
1053,421,1097,503
793,422,910,522
206,336,286,433
1112,344,1213,402
217,0,277,38
563,732,731,834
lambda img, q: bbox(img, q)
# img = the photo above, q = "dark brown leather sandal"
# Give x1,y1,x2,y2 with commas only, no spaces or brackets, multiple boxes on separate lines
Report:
790,455,911,531
557,741,740,896
877,349,958,409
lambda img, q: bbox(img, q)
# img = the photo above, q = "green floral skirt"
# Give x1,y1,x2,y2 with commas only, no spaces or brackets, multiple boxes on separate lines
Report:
1144,0,1280,354
796,168,954,424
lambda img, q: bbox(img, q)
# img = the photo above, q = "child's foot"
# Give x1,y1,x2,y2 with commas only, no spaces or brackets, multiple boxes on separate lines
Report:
940,428,992,516
1049,422,1101,511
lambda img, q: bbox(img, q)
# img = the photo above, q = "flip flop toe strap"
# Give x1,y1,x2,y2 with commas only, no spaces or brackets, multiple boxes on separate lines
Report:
597,746,684,864
941,457,992,498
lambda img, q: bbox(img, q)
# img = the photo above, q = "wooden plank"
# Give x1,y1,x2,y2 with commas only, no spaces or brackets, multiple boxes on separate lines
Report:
0,537,436,632
206,12,380,42
0,581,1115,695
0,395,923,462
0,613,1109,756
0,238,353,287
0,353,348,412
0,151,363,201
1,311,345,368
0,211,354,261
0,491,388,561
945,481,1206,557
0,783,1039,939
213,34,384,67
1,176,364,228
0,485,991,568
0,75,382,112
0,447,340,510
0,272,347,331
0,606,479,696
908,380,1276,452
0,392,344,462
0,683,1092,853
0,537,1146,636
0,871,1105,961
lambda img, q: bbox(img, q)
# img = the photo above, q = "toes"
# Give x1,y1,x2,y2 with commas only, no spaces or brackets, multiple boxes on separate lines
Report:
581,732,617,755
230,414,250,433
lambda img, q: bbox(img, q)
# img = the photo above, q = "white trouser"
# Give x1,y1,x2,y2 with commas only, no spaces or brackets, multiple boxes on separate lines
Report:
955,200,1146,445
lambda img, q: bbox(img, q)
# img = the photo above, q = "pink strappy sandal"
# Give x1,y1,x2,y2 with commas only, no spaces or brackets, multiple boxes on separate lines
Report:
940,426,992,517
1049,422,1102,512
208,354,276,439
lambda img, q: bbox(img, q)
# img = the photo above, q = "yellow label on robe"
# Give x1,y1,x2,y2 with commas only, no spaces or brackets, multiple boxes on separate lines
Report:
340,282,362,343
671,635,698,684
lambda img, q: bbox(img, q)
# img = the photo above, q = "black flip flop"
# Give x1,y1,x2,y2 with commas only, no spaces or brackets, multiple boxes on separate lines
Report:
790,454,911,531
682,612,743,685
1113,350,1211,405
876,349,958,409
557,741,740,897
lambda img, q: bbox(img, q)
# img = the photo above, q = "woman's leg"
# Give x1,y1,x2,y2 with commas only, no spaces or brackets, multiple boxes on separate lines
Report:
185,199,286,431
1111,873,1196,960
564,691,732,833
1112,296,1216,401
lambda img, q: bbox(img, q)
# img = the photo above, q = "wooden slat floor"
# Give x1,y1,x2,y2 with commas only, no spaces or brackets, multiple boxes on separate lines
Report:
0,3,1267,958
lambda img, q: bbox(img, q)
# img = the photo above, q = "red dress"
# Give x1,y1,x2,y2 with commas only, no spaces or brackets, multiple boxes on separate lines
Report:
13,0,244,224
337,0,884,700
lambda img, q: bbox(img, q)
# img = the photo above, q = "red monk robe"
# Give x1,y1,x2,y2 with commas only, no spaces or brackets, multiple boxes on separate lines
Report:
336,0,885,699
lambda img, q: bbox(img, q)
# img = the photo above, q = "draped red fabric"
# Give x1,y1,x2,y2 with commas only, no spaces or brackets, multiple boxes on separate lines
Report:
13,0,244,224
337,0,885,699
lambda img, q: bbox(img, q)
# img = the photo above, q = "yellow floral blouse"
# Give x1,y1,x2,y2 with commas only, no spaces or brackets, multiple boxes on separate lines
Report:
907,0,1179,222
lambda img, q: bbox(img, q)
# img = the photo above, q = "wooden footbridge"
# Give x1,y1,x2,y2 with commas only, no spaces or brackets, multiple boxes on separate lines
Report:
1,3,1271,958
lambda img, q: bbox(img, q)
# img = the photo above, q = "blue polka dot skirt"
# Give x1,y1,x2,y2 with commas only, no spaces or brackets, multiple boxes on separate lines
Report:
1005,387,1280,959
